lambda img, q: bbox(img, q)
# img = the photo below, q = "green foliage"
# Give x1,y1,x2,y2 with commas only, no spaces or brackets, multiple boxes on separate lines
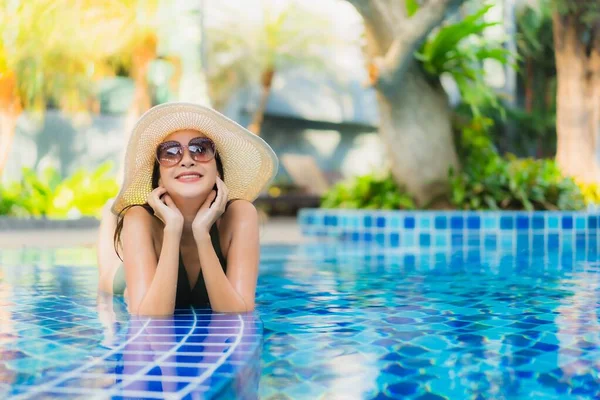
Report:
449,118,585,211
415,3,513,117
553,0,600,25
0,162,119,218
507,2,557,157
405,0,419,17
321,173,416,210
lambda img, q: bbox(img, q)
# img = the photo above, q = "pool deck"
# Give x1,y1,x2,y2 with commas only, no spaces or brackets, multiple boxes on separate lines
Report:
0,216,304,248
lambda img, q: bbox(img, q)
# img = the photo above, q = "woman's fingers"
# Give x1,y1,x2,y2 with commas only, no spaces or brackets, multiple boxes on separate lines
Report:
163,194,177,210
148,187,166,205
201,190,217,210
215,177,229,210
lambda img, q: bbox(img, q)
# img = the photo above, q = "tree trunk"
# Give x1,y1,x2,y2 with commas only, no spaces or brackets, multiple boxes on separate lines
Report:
525,58,534,113
552,13,600,183
378,63,459,205
248,68,275,136
124,35,157,141
348,0,462,206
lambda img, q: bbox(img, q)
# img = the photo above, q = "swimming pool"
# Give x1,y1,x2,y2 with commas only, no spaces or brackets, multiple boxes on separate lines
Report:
1,211,600,399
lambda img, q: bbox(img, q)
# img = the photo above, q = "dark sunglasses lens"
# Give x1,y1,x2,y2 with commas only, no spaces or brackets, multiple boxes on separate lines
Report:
188,139,215,162
157,143,182,166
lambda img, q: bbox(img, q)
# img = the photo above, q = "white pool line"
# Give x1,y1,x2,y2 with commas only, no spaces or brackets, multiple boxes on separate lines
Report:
99,307,200,397
11,317,151,400
172,314,245,400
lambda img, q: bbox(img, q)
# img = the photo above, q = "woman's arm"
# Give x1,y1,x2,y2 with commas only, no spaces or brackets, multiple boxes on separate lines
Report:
122,188,184,316
195,200,260,313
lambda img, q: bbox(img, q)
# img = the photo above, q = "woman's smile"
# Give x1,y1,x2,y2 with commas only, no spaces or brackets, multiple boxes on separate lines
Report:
175,171,203,183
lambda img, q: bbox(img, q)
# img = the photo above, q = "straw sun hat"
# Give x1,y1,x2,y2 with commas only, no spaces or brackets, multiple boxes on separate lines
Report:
111,102,279,215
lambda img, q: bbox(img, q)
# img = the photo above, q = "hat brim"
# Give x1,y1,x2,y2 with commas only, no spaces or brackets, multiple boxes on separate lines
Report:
111,102,279,215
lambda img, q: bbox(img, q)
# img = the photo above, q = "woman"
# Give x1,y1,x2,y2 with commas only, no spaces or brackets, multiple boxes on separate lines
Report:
96,102,278,316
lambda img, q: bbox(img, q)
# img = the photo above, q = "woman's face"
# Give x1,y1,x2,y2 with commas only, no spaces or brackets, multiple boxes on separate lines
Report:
157,129,218,201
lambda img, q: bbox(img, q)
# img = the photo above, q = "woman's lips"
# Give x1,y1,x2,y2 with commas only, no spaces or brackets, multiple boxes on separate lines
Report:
176,174,202,183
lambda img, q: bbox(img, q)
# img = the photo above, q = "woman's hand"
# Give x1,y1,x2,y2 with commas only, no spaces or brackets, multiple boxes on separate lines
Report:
147,186,184,232
192,177,229,238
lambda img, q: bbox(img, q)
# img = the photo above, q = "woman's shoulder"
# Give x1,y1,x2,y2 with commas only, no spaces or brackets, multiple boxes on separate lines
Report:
122,205,156,228
223,199,258,222
218,199,259,234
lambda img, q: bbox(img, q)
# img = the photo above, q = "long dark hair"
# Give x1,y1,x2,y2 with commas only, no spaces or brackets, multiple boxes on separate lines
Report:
113,153,225,261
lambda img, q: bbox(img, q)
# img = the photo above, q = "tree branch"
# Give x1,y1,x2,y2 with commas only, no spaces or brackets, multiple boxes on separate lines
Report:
373,0,465,91
345,0,398,54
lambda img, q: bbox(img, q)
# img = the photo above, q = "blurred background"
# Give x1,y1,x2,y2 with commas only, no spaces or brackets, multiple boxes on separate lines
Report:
1,0,599,219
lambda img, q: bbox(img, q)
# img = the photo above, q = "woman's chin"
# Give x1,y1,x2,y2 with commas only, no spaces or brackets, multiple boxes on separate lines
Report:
171,188,210,201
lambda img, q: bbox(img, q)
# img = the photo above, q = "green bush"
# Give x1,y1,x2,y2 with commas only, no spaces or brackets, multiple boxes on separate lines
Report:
320,173,416,210
449,118,585,211
0,162,119,218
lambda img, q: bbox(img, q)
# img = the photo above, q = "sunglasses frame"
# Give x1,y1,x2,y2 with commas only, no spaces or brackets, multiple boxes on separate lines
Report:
156,137,216,167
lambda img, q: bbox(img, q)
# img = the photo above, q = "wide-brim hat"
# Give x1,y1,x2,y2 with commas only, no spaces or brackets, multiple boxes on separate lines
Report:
111,102,279,215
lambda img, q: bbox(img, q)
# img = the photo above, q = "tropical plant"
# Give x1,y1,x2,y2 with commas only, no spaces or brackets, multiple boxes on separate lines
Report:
205,0,343,135
449,118,586,211
415,3,513,118
505,2,557,157
321,173,416,210
0,162,119,218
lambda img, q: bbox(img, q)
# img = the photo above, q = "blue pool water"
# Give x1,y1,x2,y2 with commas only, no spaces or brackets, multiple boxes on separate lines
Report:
1,237,600,399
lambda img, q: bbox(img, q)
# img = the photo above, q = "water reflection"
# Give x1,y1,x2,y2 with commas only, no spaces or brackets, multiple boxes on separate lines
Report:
0,255,262,399
95,293,262,399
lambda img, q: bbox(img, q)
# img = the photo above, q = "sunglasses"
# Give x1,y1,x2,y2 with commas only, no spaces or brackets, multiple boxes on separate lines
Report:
156,137,216,167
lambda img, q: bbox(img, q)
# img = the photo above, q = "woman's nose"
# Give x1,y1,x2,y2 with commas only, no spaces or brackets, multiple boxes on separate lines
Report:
179,148,196,166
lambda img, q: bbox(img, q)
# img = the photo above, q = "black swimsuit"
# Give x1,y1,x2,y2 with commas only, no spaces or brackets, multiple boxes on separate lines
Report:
175,222,227,308
112,215,227,309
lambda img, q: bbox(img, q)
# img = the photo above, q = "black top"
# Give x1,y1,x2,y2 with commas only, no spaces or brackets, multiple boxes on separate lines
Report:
175,222,227,308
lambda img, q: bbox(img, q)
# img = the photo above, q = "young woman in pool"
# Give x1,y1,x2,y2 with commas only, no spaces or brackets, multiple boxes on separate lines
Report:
96,103,278,316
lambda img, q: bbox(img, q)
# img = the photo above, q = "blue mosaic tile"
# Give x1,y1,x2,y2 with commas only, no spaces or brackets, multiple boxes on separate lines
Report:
466,216,480,229
516,215,529,229
500,216,513,229
418,216,431,229
434,234,447,247
434,216,447,230
419,234,431,247
548,215,559,229
450,216,463,230
324,215,338,227
588,216,598,229
390,233,400,247
405,217,416,229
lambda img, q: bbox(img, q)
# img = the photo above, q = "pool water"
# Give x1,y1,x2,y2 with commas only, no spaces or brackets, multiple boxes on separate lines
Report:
257,242,600,399
1,240,600,399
